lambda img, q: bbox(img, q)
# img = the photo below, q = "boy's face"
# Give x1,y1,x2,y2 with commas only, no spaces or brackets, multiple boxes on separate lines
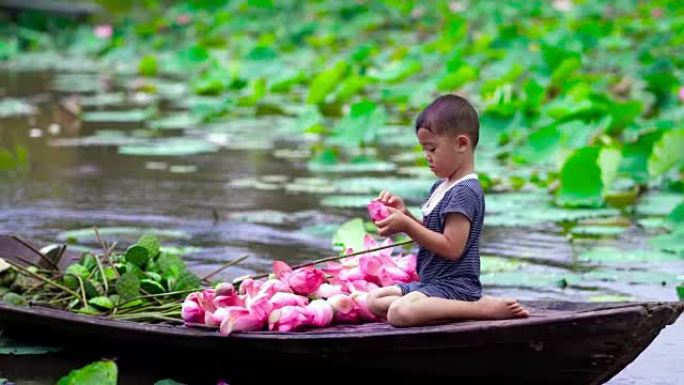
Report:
417,127,470,179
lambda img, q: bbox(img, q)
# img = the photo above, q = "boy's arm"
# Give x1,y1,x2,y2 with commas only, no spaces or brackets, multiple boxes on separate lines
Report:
404,213,470,260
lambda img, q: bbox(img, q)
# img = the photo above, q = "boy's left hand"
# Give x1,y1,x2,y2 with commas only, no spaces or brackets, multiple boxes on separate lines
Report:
375,207,410,237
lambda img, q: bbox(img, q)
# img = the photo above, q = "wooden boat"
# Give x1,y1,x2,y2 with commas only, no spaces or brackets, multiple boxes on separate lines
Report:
1,236,683,384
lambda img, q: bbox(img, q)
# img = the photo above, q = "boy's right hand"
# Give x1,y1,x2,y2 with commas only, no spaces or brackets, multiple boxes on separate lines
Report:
377,191,407,214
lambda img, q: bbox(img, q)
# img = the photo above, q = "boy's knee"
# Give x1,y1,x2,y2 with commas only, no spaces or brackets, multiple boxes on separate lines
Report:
387,301,415,327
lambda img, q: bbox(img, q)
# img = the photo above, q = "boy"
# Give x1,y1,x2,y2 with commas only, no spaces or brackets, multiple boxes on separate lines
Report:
367,94,529,327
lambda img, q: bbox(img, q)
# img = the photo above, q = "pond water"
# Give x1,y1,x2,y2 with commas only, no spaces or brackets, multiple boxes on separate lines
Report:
0,68,682,384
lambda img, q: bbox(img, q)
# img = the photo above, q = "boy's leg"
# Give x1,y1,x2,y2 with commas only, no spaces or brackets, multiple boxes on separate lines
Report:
387,293,529,327
367,286,403,319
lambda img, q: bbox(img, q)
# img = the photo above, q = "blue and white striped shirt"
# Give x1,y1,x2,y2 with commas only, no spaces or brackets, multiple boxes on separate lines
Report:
398,176,484,300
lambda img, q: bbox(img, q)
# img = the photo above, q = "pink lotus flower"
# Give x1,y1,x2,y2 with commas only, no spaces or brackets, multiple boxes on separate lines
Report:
288,266,325,296
268,305,311,332
327,294,360,324
351,292,380,322
219,306,264,336
315,283,344,299
306,299,334,327
269,292,309,310
94,24,112,39
679,87,684,103
368,200,390,222
181,294,204,324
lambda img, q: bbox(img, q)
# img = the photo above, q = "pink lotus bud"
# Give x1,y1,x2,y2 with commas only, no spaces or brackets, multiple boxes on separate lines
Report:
327,294,360,324
269,292,309,310
219,306,263,336
181,297,204,324
679,87,684,103
238,278,261,297
306,299,334,327
368,200,390,222
268,305,311,332
213,283,243,308
94,24,112,39
351,292,380,322
176,14,191,25
315,283,344,299
273,260,293,280
288,266,325,296
257,279,292,298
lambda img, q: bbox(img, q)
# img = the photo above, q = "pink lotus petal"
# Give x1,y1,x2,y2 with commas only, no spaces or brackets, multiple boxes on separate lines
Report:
94,24,112,39
306,299,334,327
288,266,325,296
205,307,230,327
273,260,293,280
269,292,309,310
315,283,344,299
215,282,236,296
368,200,390,222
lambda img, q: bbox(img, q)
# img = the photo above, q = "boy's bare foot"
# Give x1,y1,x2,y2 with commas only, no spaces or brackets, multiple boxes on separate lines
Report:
474,296,529,319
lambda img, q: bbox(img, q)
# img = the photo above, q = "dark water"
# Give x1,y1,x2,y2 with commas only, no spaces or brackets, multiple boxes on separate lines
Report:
0,69,682,384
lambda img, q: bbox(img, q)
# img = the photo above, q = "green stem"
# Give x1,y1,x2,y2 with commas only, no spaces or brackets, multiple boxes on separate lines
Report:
5,259,80,298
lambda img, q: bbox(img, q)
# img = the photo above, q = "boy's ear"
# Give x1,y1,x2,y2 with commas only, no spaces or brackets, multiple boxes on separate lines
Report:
456,134,470,152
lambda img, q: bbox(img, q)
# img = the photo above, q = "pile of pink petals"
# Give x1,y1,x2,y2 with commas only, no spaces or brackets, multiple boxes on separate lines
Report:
182,235,417,335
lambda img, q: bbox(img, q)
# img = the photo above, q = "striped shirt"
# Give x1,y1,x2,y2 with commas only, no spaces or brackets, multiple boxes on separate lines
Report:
397,176,484,301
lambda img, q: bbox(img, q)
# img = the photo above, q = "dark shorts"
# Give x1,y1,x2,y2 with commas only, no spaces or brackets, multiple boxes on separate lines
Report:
397,281,481,301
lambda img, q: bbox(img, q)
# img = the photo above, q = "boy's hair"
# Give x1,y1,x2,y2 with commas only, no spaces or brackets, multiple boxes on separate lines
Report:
415,94,479,149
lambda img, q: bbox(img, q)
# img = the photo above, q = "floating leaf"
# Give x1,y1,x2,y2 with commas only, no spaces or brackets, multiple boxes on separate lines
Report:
0,337,61,355
648,128,684,177
307,61,348,104
81,109,152,123
118,138,219,156
57,360,117,385
332,218,366,251
556,146,620,207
